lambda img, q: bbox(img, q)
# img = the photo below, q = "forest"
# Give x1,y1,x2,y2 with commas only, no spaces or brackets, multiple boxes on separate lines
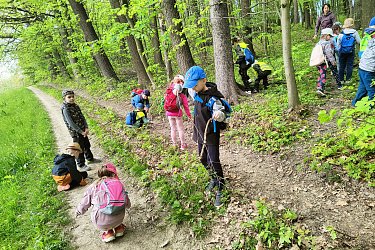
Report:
0,0,375,249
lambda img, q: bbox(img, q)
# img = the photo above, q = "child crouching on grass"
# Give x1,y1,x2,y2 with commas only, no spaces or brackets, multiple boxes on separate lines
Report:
76,163,131,243
316,28,341,96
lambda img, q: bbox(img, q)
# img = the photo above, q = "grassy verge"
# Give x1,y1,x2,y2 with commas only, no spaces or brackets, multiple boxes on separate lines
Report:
0,88,71,249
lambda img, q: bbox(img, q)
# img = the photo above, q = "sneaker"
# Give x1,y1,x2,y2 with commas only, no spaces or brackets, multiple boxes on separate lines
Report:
316,89,326,96
337,86,343,90
57,184,70,192
86,158,100,164
114,224,126,237
101,229,116,243
214,191,223,208
180,143,188,150
205,179,217,192
77,165,91,172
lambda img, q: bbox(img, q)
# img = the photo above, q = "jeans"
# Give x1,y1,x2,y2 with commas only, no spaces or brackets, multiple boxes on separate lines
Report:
73,134,93,167
198,143,225,191
339,52,355,82
167,116,186,146
352,69,375,106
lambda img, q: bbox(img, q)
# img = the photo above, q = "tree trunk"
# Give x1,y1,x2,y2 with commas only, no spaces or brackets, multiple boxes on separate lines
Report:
241,0,256,56
158,15,173,80
293,0,299,24
162,0,195,74
262,2,269,55
59,26,81,79
280,0,300,108
150,14,165,67
52,49,71,78
68,0,119,83
209,0,238,103
303,2,311,29
108,0,151,86
361,0,375,30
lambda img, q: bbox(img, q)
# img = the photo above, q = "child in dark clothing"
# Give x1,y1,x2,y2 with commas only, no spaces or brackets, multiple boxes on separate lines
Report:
61,90,94,172
184,66,227,207
131,89,151,115
251,60,272,93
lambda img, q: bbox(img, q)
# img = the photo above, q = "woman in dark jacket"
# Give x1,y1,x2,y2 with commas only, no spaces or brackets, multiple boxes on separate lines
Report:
313,4,336,39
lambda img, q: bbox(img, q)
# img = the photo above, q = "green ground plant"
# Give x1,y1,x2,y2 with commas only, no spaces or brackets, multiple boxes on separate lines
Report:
0,88,71,249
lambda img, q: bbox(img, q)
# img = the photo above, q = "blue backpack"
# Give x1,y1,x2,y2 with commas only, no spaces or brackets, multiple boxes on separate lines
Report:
125,111,136,126
243,48,255,65
340,33,355,54
194,95,232,132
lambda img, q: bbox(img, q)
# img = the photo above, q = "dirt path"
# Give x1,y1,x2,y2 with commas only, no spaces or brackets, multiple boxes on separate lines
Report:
29,86,202,250
71,87,375,249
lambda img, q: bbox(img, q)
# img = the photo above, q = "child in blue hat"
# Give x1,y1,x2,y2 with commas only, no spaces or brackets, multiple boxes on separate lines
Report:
184,66,226,207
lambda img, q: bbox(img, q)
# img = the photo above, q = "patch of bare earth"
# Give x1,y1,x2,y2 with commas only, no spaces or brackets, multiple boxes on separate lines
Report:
41,85,375,249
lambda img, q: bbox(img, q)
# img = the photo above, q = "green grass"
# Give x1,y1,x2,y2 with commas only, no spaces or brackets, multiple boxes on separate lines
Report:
0,88,71,249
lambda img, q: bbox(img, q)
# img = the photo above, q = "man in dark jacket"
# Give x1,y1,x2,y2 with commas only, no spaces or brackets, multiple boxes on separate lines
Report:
184,66,227,207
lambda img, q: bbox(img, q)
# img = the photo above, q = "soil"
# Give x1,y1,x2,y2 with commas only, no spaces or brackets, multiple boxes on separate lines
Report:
29,86,375,250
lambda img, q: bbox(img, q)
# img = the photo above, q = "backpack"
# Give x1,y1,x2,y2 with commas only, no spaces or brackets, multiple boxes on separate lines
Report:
163,87,181,112
243,48,255,65
195,95,232,132
340,33,355,54
95,178,129,215
125,111,136,126
131,88,143,97
309,43,326,66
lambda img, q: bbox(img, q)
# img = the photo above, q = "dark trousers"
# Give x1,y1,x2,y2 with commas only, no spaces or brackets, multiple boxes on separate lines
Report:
339,52,355,82
254,69,271,91
238,61,252,90
73,134,93,167
198,143,225,190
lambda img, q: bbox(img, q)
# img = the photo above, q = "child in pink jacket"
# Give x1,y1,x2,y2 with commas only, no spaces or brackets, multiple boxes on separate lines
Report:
164,76,192,150
76,163,131,243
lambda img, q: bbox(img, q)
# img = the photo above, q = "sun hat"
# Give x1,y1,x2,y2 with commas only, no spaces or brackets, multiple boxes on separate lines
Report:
66,142,82,153
175,74,184,82
343,18,354,29
183,66,206,89
142,89,150,97
103,163,118,176
333,21,342,28
369,16,375,28
62,90,74,98
321,28,334,36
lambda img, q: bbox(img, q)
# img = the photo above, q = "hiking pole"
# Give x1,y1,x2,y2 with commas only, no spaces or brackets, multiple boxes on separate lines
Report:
200,118,212,158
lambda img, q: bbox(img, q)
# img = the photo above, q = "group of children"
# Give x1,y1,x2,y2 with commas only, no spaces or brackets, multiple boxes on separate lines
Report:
313,16,375,102
52,90,131,243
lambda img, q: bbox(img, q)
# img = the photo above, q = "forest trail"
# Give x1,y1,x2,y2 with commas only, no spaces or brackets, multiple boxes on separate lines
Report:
28,86,202,250
72,87,375,249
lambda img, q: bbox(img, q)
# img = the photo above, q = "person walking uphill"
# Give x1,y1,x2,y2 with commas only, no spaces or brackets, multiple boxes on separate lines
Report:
61,90,94,172
313,3,336,39
232,37,255,92
184,66,227,207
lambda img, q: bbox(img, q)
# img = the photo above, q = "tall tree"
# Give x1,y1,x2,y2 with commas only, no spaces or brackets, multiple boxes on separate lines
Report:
68,0,119,82
59,26,80,79
361,0,375,30
209,0,238,103
108,0,151,86
161,0,195,74
303,2,311,29
241,0,256,56
293,0,299,24
280,0,300,108
150,14,165,67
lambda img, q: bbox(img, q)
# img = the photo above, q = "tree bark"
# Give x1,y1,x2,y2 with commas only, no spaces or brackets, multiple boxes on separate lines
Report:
108,0,151,86
52,49,71,79
241,0,256,56
209,0,238,103
293,0,299,24
162,0,195,74
68,0,119,83
59,26,80,79
361,0,375,30
158,15,173,80
280,0,300,108
303,2,311,29
150,14,165,67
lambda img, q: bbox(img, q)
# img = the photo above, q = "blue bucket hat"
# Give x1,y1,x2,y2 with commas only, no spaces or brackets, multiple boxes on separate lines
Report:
183,66,206,89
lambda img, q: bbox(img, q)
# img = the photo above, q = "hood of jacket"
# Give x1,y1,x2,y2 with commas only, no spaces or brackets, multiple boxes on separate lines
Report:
54,153,73,165
365,27,375,35
199,82,225,99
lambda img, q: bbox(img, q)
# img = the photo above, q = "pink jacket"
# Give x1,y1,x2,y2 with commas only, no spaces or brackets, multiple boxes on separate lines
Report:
166,92,191,118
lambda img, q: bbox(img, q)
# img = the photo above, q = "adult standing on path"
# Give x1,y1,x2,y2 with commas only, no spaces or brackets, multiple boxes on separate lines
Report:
313,4,336,39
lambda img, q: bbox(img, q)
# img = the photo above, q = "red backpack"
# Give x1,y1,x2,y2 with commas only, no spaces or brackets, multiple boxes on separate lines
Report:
131,88,143,97
164,86,181,112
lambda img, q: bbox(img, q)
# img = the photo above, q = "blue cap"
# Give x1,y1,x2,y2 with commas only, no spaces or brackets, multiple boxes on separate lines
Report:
142,89,150,96
136,103,144,109
183,66,206,89
370,16,375,27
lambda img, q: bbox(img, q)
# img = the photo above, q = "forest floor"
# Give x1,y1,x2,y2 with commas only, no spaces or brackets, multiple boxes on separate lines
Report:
30,85,375,250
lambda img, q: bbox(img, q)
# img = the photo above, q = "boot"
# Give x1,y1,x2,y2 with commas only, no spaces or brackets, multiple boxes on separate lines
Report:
214,191,223,208
205,178,218,192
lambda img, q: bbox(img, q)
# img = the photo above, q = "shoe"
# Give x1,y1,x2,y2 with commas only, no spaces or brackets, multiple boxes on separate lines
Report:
114,224,126,237
77,165,91,172
86,158,100,164
101,229,116,243
214,191,223,208
57,184,70,192
252,89,259,93
205,179,218,192
337,86,343,90
180,143,187,150
316,89,326,96
248,79,253,83
245,91,252,94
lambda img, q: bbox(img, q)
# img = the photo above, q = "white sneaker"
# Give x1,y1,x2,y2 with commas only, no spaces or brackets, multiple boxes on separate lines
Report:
316,90,326,96
77,165,91,172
